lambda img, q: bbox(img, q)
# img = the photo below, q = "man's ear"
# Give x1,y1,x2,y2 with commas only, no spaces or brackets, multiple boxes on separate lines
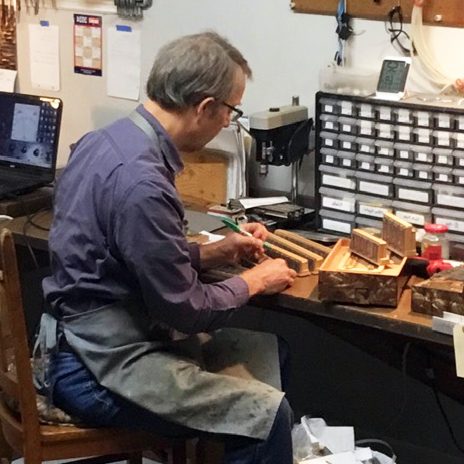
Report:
196,97,216,118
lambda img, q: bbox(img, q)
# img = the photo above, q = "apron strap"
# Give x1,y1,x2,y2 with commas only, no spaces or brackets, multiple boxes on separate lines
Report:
129,110,158,143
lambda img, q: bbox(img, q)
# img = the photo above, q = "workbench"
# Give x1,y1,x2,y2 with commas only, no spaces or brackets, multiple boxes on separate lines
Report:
5,208,464,463
6,209,451,346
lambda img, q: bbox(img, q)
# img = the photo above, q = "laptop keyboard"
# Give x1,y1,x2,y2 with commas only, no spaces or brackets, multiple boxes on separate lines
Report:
0,173,42,197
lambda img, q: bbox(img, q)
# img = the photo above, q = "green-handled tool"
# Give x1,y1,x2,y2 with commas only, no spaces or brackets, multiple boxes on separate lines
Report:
221,217,271,250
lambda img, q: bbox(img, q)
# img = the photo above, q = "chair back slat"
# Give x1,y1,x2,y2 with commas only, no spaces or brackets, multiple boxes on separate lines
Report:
0,229,41,439
0,372,19,399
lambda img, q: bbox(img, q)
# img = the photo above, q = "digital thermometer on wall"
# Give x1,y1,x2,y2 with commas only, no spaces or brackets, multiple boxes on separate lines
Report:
375,56,412,101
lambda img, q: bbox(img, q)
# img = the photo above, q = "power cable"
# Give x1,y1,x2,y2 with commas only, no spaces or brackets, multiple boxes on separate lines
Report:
425,349,464,454
384,5,412,56
384,341,411,432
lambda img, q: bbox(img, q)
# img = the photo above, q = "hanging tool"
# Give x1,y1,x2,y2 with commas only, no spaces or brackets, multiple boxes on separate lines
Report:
334,0,353,65
114,0,152,19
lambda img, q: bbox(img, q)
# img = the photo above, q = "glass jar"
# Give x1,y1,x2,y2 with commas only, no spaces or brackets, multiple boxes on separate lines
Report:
421,223,449,260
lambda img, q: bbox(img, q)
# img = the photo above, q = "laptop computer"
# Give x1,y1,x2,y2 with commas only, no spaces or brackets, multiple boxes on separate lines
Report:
0,91,62,200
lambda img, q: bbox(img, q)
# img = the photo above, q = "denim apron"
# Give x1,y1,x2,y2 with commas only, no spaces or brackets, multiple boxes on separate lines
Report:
35,301,284,440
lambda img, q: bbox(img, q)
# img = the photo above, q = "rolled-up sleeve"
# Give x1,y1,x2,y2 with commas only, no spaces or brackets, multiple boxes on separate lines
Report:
113,178,249,334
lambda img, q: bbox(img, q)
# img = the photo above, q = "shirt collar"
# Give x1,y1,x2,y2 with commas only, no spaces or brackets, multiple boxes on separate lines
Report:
135,104,184,174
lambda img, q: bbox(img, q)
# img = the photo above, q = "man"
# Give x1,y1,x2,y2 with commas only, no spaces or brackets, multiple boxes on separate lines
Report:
38,32,296,464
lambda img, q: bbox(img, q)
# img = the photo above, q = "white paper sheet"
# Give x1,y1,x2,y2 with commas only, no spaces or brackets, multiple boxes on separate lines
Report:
453,324,464,378
107,25,141,100
28,23,60,91
199,231,225,244
300,451,357,464
0,69,17,92
238,196,289,210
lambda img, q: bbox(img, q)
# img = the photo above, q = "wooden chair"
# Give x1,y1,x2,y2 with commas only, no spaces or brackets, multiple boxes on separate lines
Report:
0,229,188,464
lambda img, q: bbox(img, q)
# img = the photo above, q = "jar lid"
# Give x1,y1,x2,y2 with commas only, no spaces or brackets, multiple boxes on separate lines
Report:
424,223,448,233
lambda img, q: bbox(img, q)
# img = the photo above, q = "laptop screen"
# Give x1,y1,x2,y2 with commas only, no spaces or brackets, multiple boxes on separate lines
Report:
0,91,62,173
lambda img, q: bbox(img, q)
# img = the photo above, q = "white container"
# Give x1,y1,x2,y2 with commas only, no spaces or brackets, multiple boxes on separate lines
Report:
434,148,454,166
356,171,394,198
320,147,338,166
337,150,356,169
395,143,413,161
375,140,395,157
393,200,432,226
319,186,356,213
454,150,464,168
432,207,464,236
414,110,432,127
319,208,354,235
356,193,392,218
433,166,453,183
320,114,339,131
394,178,433,204
374,157,395,175
413,163,434,181
319,65,379,97
356,153,375,172
357,137,376,154
319,164,356,191
394,160,414,178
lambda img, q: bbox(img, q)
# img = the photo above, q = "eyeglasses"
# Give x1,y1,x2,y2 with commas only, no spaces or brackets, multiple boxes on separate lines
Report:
222,101,244,122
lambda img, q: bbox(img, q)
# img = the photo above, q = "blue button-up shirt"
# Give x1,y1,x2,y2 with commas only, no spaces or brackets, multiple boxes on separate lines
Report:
43,105,249,334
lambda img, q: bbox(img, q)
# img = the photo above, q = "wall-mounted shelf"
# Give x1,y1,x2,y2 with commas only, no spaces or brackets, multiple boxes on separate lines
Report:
291,0,464,28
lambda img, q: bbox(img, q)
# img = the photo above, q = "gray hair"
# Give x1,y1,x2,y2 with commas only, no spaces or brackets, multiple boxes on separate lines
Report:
146,32,252,111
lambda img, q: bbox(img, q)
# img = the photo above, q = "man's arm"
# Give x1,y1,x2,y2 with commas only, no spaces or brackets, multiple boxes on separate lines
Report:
199,222,268,269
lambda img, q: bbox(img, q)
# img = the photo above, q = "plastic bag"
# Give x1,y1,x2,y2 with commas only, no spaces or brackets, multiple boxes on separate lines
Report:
292,416,324,462
356,439,397,464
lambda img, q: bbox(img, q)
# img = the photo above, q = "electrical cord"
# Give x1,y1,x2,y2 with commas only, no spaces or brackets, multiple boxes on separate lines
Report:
425,349,464,454
384,5,412,56
13,193,51,270
383,341,411,432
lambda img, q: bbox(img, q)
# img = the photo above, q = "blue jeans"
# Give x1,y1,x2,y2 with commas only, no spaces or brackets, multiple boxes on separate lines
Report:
51,340,293,464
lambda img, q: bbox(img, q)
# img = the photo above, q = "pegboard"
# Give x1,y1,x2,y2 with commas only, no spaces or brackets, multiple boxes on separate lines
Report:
290,0,464,28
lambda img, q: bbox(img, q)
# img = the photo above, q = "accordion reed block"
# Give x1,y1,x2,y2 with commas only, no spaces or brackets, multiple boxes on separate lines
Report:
264,242,310,276
382,212,417,257
350,228,390,266
274,229,332,258
266,232,324,273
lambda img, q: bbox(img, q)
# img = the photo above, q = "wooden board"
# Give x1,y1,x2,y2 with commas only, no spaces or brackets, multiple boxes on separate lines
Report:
291,0,464,28
176,149,229,206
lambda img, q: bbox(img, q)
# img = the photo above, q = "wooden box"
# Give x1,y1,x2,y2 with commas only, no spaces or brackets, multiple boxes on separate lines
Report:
318,239,409,307
176,149,230,205
411,266,464,317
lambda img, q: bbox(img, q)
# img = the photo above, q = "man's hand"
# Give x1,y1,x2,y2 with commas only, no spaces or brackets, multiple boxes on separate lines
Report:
199,222,269,269
240,222,269,242
240,258,297,296
217,232,265,265
455,78,464,94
